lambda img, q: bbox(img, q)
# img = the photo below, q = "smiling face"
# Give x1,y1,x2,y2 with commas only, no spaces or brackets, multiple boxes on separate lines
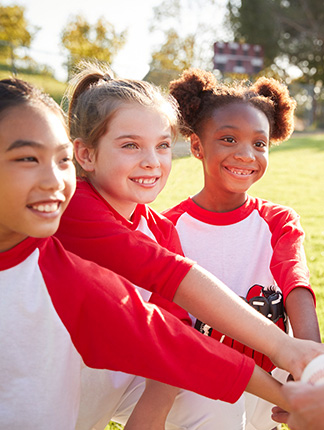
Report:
191,102,270,212
0,104,76,252
75,103,173,220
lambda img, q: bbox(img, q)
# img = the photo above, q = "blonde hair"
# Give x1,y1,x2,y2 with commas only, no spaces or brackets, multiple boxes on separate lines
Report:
63,61,180,177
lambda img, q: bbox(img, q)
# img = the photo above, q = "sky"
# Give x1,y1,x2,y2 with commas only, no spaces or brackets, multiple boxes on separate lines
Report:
3,0,227,82
4,0,163,81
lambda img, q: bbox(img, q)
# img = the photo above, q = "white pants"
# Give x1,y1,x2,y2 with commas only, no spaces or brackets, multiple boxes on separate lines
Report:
76,367,246,430
76,367,286,430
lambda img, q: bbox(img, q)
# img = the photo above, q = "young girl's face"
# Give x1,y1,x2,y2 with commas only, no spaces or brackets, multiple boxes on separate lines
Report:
77,103,173,220
0,104,76,252
192,102,269,211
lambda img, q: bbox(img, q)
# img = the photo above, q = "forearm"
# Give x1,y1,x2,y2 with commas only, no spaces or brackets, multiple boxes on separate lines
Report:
174,265,286,359
173,265,324,379
124,380,179,430
285,287,321,342
245,365,291,413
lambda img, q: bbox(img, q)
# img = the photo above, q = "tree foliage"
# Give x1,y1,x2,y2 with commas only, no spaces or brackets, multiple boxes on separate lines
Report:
61,15,127,76
145,0,223,86
226,0,324,83
146,29,195,87
0,4,36,71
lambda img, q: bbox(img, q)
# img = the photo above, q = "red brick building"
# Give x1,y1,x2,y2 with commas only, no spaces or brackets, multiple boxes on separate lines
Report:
213,42,264,75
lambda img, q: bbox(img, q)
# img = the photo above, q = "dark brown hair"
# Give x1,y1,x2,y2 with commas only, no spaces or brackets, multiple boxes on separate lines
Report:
169,68,296,144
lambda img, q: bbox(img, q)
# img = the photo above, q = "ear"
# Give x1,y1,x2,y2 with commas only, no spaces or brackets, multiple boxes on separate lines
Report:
190,134,203,159
74,138,96,173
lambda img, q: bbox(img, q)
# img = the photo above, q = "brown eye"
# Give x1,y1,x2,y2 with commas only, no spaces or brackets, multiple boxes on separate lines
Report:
255,141,267,148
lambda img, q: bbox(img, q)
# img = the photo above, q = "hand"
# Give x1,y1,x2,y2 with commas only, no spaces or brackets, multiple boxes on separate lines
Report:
271,405,289,424
272,382,324,430
269,337,324,380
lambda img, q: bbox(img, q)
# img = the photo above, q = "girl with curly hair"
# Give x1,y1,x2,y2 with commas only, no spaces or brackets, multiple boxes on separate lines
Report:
164,69,321,430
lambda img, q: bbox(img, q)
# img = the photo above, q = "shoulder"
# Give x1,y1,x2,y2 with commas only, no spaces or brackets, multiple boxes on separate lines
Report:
251,197,302,236
142,205,184,253
162,198,190,225
253,196,299,221
64,179,107,217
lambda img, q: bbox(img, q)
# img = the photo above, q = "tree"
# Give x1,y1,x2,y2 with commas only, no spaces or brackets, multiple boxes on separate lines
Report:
226,0,324,84
226,0,324,127
0,5,36,72
226,0,280,68
61,15,127,77
145,0,224,86
145,29,195,87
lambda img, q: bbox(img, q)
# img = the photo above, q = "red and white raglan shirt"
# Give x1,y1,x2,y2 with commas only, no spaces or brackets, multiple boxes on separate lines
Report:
55,179,197,428
164,195,316,372
0,235,254,429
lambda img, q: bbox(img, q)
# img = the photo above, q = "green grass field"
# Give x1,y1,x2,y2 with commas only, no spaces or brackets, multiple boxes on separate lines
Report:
106,133,324,430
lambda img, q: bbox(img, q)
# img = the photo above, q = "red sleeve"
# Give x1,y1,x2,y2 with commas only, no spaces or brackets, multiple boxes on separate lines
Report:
41,237,255,404
257,200,315,305
149,292,192,326
55,181,194,302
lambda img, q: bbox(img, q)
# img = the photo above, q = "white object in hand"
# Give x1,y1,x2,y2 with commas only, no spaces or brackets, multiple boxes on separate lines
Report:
301,355,324,385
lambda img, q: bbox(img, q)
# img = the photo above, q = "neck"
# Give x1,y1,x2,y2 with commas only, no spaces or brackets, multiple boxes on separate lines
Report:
192,189,248,213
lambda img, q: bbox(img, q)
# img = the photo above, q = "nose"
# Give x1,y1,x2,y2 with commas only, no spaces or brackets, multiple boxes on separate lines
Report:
39,163,65,191
233,144,256,162
140,148,161,169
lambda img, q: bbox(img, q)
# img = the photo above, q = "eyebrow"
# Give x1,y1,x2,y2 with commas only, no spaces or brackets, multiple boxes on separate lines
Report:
115,133,172,140
6,140,72,152
216,125,269,135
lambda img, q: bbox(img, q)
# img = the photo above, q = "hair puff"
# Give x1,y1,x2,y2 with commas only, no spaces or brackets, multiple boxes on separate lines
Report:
170,69,217,137
170,68,296,144
251,77,296,143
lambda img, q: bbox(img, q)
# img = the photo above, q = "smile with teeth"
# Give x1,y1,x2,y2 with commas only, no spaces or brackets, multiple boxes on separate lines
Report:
29,202,60,213
131,177,158,184
226,167,255,176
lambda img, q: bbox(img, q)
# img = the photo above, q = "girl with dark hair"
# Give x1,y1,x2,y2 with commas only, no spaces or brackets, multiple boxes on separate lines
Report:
164,68,321,430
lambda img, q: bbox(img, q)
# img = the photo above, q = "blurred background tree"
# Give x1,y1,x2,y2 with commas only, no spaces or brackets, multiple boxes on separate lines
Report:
145,29,195,87
144,0,223,87
61,14,127,78
0,4,37,73
226,0,324,127
226,0,324,83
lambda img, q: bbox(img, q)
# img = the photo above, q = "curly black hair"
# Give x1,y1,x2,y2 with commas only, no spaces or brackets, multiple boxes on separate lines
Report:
169,68,296,144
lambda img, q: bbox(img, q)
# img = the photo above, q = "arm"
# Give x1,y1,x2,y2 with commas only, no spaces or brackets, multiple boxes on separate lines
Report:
267,206,320,343
173,264,324,380
246,365,290,412
124,381,179,430
57,192,324,379
285,287,321,342
45,238,255,404
55,184,194,300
